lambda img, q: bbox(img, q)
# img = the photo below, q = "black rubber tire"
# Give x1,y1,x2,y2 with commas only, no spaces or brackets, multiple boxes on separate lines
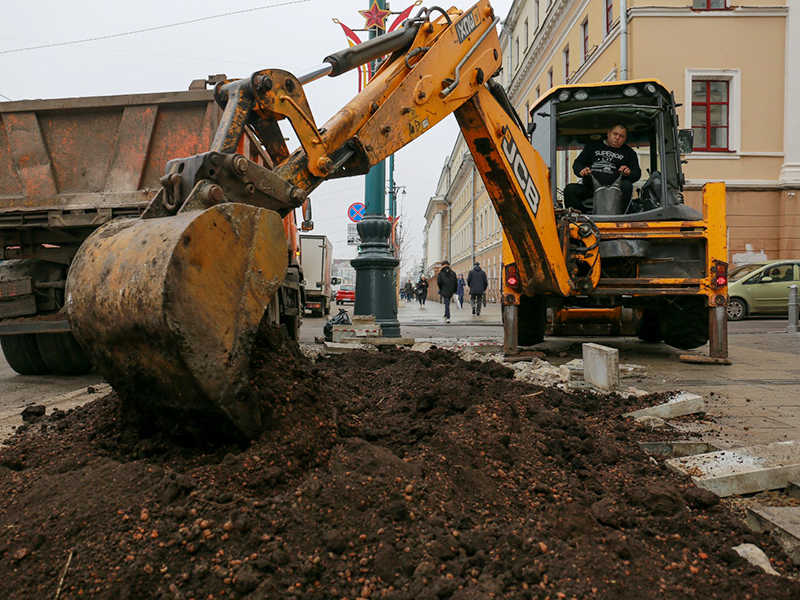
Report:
35,332,94,375
0,334,52,375
518,295,548,346
662,297,709,350
727,297,747,321
633,308,664,343
324,300,331,316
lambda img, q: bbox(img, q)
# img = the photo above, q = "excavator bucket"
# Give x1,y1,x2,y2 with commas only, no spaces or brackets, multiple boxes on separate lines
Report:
65,203,289,440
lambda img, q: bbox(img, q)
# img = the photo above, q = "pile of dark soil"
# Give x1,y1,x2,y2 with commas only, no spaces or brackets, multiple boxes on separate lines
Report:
1,325,799,599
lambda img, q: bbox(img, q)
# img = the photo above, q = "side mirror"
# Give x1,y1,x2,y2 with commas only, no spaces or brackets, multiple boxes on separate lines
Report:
678,129,694,154
760,276,774,283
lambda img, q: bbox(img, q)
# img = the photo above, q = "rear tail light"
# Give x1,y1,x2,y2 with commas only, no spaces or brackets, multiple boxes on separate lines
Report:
505,263,520,290
712,260,728,288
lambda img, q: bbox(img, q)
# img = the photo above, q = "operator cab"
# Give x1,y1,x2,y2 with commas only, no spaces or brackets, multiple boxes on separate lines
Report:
529,79,700,222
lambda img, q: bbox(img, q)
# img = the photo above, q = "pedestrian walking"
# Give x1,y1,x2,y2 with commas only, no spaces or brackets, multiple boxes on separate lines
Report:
467,262,489,316
416,275,429,309
456,274,466,310
436,261,458,323
403,280,415,302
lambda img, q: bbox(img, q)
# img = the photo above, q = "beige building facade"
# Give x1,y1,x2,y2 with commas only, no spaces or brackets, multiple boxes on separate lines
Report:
424,0,798,271
424,134,503,302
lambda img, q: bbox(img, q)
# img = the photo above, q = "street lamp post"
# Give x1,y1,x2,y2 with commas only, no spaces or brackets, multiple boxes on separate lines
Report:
350,0,401,337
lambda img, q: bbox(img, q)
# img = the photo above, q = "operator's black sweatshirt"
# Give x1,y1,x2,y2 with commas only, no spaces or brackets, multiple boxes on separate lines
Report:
572,140,641,187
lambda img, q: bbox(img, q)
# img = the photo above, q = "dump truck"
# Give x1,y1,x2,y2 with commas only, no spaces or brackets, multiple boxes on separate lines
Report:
299,234,333,317
0,87,305,376
60,0,727,441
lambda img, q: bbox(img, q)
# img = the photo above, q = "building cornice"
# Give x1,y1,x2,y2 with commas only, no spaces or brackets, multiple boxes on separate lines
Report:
629,6,788,18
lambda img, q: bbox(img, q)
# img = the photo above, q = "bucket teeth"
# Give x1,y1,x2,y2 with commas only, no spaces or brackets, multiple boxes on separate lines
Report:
66,203,288,440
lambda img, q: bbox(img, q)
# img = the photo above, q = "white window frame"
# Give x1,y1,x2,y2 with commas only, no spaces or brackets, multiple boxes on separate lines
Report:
684,68,741,155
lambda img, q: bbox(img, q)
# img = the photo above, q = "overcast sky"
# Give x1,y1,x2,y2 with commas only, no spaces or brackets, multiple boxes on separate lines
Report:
2,0,513,271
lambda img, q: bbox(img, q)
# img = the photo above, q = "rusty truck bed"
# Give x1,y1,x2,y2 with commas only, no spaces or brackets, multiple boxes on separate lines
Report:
0,89,220,234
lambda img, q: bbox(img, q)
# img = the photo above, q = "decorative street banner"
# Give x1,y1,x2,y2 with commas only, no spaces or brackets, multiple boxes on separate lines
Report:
332,1,421,91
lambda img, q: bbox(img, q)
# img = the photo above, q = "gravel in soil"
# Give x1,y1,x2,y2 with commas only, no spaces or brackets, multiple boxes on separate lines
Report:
1,324,799,599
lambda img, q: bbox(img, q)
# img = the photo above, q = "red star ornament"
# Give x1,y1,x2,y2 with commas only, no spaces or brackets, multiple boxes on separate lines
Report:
359,1,391,31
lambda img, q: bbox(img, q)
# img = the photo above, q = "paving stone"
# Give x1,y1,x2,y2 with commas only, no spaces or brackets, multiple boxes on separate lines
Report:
746,506,800,564
638,441,722,458
666,440,800,497
323,341,377,354
459,342,503,354
331,325,382,343
581,343,619,390
624,391,705,419
565,359,646,379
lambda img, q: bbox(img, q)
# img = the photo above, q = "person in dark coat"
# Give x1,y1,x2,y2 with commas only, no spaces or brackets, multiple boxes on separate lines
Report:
456,274,466,310
436,261,458,322
467,262,489,315
403,280,415,302
563,124,641,212
416,275,429,308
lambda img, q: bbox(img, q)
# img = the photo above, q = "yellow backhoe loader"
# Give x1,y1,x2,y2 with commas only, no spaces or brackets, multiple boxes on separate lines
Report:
64,0,728,440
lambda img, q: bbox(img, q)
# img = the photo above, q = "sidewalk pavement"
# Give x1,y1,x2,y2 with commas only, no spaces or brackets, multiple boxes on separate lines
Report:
398,297,501,325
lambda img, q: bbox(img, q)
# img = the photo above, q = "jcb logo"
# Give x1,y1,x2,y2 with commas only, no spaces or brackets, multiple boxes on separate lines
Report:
455,8,481,43
501,131,540,216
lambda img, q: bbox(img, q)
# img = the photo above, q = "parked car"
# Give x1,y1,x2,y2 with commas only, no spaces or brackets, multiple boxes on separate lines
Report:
335,284,356,305
727,260,800,320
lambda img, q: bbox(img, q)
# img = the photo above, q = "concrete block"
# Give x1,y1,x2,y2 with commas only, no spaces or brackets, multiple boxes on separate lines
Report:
746,506,800,564
638,441,722,458
624,391,705,419
666,440,800,497
351,314,377,325
460,342,503,354
566,359,646,379
331,325,382,343
323,341,377,354
361,337,415,347
581,343,619,390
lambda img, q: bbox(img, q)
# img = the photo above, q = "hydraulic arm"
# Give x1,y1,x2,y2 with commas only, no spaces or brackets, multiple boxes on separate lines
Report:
66,0,598,439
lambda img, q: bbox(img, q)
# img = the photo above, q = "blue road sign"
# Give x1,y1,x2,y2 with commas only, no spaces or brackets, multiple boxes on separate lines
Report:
348,202,366,223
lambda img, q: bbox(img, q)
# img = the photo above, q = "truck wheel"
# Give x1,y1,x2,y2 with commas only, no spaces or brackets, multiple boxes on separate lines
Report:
0,334,52,375
35,332,94,375
727,297,747,321
518,295,547,346
662,297,709,350
324,301,331,316
633,309,664,343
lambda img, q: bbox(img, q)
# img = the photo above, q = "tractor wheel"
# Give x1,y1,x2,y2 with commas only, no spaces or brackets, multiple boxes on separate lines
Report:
35,332,94,375
518,295,547,346
663,297,709,350
1,334,52,375
633,308,664,343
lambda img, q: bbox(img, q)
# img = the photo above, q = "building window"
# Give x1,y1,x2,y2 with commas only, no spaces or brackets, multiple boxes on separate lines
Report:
691,80,729,151
515,37,520,70
693,0,727,9
548,67,553,89
563,46,570,83
536,85,541,98
581,19,589,61
534,0,540,30
524,18,529,48
525,101,530,127
605,0,613,34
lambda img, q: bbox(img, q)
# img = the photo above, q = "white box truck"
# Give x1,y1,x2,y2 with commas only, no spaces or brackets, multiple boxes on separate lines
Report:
300,235,333,318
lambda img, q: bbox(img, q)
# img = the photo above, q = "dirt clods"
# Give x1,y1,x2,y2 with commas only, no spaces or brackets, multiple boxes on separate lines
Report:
1,326,799,599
